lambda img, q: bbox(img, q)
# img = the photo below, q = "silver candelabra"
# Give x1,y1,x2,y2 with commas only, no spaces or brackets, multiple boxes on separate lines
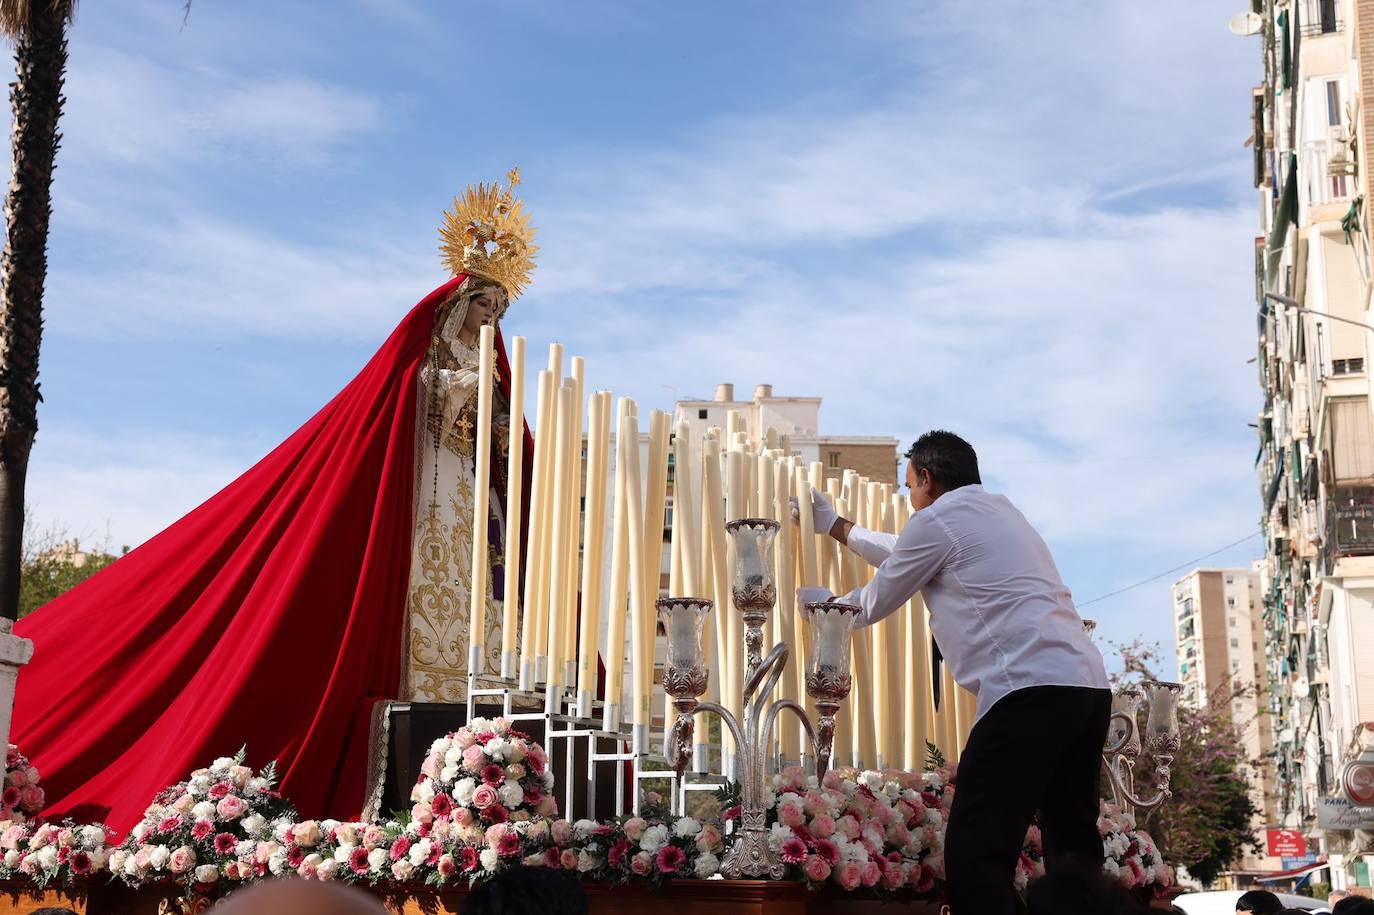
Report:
656,518,858,879
1101,680,1182,818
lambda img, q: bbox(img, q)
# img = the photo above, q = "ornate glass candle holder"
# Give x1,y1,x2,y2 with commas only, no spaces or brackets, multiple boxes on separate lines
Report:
1101,680,1182,817
803,601,858,776
726,518,779,684
656,597,712,769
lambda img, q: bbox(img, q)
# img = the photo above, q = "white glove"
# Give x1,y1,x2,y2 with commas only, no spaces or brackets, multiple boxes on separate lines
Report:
797,586,836,609
789,487,840,535
439,367,480,436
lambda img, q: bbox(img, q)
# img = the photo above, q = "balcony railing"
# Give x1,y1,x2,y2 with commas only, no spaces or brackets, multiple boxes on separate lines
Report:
1300,0,1342,36
1325,486,1374,560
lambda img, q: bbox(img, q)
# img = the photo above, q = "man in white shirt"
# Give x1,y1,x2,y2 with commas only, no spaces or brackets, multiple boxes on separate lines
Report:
797,430,1110,915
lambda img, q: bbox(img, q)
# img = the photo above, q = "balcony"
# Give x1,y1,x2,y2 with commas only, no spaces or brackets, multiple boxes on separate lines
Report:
1299,0,1341,36
1325,486,1374,560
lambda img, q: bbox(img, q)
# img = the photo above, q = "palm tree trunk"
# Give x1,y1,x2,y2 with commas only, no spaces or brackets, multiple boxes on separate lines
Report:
0,0,67,621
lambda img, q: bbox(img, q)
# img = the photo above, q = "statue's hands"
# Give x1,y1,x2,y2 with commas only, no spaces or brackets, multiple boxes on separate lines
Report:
439,368,481,436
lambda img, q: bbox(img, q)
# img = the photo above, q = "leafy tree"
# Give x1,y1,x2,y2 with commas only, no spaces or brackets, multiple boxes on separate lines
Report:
17,512,125,618
1108,641,1264,887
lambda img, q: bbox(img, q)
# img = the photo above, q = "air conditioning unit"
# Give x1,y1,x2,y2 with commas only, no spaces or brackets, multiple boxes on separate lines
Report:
1329,127,1357,177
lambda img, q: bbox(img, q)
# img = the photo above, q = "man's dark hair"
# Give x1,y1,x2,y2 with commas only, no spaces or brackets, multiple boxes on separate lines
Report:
905,430,981,490
1236,889,1284,914
31,909,79,915
1025,865,1150,915
462,867,588,915
1333,897,1374,915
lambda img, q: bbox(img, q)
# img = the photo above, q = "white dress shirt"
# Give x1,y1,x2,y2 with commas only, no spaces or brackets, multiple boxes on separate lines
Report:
837,484,1107,724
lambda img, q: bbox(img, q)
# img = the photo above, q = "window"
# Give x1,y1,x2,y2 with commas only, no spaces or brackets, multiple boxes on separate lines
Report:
1228,596,1237,608
1233,660,1241,671
1231,638,1240,648
1333,358,1365,376
1327,78,1342,126
1229,616,1238,628
697,409,708,420
1226,575,1235,584
828,451,841,468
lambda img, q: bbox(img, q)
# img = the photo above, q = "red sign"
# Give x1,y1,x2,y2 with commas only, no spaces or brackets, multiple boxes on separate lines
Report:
1341,759,1374,806
1266,828,1307,857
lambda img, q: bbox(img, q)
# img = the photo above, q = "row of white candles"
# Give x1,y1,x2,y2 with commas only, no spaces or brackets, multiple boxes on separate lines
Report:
466,329,978,770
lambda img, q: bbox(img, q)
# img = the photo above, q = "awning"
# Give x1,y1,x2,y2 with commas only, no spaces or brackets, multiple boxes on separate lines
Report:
1264,156,1299,295
1253,857,1328,883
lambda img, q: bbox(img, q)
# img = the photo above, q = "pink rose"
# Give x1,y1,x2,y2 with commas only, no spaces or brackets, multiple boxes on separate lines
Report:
454,730,477,750
453,808,474,827
834,860,863,891
837,815,860,840
420,754,440,780
462,745,487,772
809,814,835,838
5,770,24,788
814,838,839,865
630,851,653,876
437,853,457,877
534,796,557,818
861,860,881,887
882,862,905,891
0,825,24,850
472,784,499,810
803,855,831,883
695,824,723,854
1,787,19,809
778,804,805,829
623,817,647,841
550,820,574,846
169,846,196,874
560,849,579,870
19,786,42,811
215,795,246,820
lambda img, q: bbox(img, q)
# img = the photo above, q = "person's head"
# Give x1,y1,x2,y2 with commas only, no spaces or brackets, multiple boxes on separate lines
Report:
1332,896,1374,915
211,881,385,915
904,430,981,511
1330,890,1351,907
440,277,510,347
1025,865,1150,915
1236,889,1285,915
462,866,589,915
31,909,79,915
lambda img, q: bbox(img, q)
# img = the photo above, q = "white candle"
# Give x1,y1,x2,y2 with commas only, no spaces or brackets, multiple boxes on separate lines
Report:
501,335,526,679
468,325,496,675
544,382,575,707
577,391,611,705
701,434,732,756
724,448,745,721
673,423,700,597
533,344,563,681
772,458,799,759
622,408,650,731
602,399,632,728
519,370,555,688
641,411,671,729
562,358,586,678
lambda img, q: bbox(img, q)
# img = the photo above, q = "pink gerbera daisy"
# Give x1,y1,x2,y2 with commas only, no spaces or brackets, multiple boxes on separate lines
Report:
481,764,505,787
213,833,237,855
655,845,686,874
781,838,808,864
348,847,370,875
497,832,521,858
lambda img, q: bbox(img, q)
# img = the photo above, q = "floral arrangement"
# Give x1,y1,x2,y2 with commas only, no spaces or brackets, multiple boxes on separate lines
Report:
109,750,297,895
0,820,112,888
2,744,45,825
0,735,1173,902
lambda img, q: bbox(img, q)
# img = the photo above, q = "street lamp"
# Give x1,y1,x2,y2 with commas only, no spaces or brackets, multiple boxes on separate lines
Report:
1264,291,1374,338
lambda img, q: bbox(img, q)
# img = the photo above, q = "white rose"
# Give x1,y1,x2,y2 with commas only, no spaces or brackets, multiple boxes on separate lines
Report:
672,817,702,838
241,813,267,836
444,746,464,768
367,848,387,870
573,819,599,841
479,848,499,872
333,844,355,865
80,825,106,847
191,801,216,821
694,852,719,879
123,854,139,876
3,849,18,868
576,849,599,872
293,821,322,847
149,845,171,870
639,824,669,853
440,766,459,784
391,858,414,880
499,780,524,808
194,864,219,884
211,757,236,773
453,778,477,806
132,823,150,841
408,838,432,866
541,771,555,790
316,859,338,880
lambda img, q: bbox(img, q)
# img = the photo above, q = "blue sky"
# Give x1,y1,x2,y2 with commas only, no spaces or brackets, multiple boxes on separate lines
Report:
19,0,1261,668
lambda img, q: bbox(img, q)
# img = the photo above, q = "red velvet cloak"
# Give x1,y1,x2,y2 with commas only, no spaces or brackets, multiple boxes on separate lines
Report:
12,276,531,833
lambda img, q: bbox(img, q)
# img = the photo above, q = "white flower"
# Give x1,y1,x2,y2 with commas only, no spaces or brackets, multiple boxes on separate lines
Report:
639,824,670,853
246,778,268,794
499,780,524,809
573,819,600,841
241,813,267,836
440,765,460,783
132,823,150,841
444,746,464,768
415,780,435,805
672,817,702,838
485,737,509,760
367,848,387,870
839,839,868,865
3,850,19,868
123,854,139,876
453,778,477,806
469,717,492,733
776,793,804,812
861,770,883,790
317,858,338,880
924,808,943,829
333,844,355,865
235,840,254,858
194,864,219,884
541,771,555,790
694,852,720,879
80,825,106,847
149,845,171,870
211,757,235,774
190,801,215,821
576,849,599,872
391,858,414,880
408,839,432,866
479,848,500,872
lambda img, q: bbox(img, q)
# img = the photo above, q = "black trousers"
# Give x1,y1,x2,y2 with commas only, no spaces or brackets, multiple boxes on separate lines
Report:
943,684,1112,915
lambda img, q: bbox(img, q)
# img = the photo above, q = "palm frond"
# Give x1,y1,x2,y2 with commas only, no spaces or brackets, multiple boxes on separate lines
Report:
0,0,77,39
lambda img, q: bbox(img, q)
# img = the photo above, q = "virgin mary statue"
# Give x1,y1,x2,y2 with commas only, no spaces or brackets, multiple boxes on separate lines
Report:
11,170,538,834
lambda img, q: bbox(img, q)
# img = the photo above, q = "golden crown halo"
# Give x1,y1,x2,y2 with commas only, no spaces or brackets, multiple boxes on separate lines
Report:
439,167,538,299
